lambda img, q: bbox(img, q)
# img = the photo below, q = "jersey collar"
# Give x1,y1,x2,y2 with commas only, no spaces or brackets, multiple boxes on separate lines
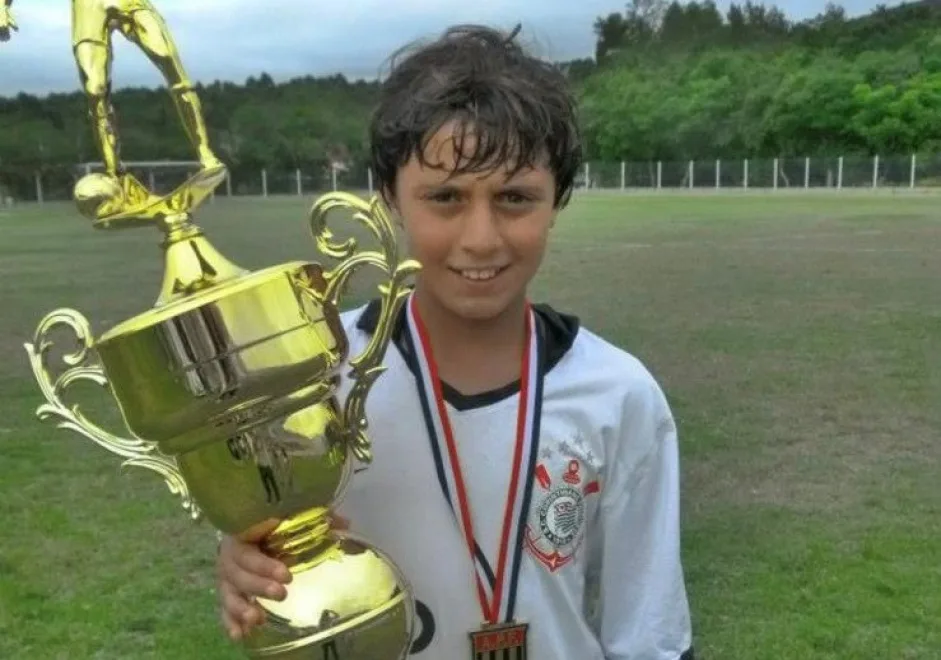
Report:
354,292,580,411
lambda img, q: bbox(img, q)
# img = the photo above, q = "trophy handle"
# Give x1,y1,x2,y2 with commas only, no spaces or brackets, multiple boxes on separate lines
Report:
23,309,200,520
308,192,421,463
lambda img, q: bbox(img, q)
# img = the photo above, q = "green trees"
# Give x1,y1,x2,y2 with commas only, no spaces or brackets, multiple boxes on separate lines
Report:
580,0,941,161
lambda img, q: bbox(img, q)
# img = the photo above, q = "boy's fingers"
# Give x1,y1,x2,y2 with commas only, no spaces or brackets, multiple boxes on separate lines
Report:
219,579,269,632
221,610,243,641
225,561,288,601
239,600,266,627
219,582,250,639
231,546,291,587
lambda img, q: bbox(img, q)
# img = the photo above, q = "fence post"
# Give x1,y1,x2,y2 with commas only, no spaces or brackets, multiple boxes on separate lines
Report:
584,163,590,189
715,159,720,189
743,158,749,189
296,169,302,196
837,156,843,189
331,163,338,191
620,161,626,190
688,160,694,189
910,154,916,189
34,172,43,204
262,169,268,197
773,158,779,190
368,167,374,195
872,155,879,188
804,157,810,189
657,161,662,190
226,169,232,196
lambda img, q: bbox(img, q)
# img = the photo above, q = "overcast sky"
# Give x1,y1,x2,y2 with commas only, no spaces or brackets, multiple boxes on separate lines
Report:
0,0,901,97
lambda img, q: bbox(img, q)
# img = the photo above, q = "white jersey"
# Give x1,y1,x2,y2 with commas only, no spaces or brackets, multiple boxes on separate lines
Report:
332,297,694,660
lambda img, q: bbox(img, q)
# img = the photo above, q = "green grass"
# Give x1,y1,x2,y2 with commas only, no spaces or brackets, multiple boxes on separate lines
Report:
2,191,940,659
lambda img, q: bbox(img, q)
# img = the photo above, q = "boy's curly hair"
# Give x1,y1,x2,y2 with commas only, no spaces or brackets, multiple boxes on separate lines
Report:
369,24,583,208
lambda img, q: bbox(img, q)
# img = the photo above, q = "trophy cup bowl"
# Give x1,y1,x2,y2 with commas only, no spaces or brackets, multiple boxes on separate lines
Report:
25,188,422,659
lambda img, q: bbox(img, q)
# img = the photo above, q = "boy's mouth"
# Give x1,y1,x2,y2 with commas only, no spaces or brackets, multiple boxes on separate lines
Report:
450,265,509,282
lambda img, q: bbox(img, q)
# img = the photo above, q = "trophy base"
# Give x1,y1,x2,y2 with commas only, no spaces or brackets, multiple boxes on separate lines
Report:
242,511,414,659
84,165,227,229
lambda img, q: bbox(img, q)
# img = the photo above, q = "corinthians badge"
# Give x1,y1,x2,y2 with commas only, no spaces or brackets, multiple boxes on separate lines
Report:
524,446,601,572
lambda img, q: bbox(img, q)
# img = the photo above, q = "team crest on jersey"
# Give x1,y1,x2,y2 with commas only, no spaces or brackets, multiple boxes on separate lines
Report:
524,434,601,573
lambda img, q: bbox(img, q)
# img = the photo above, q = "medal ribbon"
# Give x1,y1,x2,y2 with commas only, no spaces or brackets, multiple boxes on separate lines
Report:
406,294,543,625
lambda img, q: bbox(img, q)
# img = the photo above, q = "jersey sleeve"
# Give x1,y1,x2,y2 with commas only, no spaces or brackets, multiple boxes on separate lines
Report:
594,369,694,660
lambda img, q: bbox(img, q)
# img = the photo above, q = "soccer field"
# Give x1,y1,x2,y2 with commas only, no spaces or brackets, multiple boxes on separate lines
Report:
1,192,939,659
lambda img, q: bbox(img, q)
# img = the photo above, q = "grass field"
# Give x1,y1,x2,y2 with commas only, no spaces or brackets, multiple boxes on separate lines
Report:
1,191,939,659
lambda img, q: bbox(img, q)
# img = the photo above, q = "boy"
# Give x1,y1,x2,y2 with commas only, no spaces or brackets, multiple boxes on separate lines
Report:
217,24,694,659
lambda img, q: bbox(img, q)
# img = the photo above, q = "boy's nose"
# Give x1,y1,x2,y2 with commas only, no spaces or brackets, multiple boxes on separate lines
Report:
458,202,502,255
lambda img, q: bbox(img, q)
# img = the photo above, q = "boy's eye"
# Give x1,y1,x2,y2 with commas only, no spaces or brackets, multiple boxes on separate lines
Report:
423,188,462,204
498,190,535,205
421,188,539,207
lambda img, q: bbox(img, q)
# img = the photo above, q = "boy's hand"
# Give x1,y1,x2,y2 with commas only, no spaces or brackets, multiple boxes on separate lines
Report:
216,519,290,641
0,8,17,43
216,513,350,640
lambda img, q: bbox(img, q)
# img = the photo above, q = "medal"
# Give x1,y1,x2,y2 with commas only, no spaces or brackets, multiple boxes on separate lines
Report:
469,621,530,660
406,294,544,660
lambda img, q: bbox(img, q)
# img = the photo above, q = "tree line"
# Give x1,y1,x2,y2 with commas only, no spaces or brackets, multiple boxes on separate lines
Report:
581,0,941,161
2,0,941,199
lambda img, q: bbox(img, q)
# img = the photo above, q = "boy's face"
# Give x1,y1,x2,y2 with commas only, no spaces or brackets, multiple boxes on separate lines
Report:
389,121,558,324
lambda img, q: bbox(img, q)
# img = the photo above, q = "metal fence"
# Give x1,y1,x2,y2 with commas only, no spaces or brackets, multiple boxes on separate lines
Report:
582,154,936,190
4,154,941,205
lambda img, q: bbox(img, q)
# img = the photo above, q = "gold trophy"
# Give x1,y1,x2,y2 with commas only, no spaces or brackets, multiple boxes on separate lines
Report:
0,0,17,42
66,0,225,224
22,2,421,658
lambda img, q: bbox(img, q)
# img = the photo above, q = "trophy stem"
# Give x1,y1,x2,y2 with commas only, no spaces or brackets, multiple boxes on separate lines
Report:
261,507,338,569
155,212,246,306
